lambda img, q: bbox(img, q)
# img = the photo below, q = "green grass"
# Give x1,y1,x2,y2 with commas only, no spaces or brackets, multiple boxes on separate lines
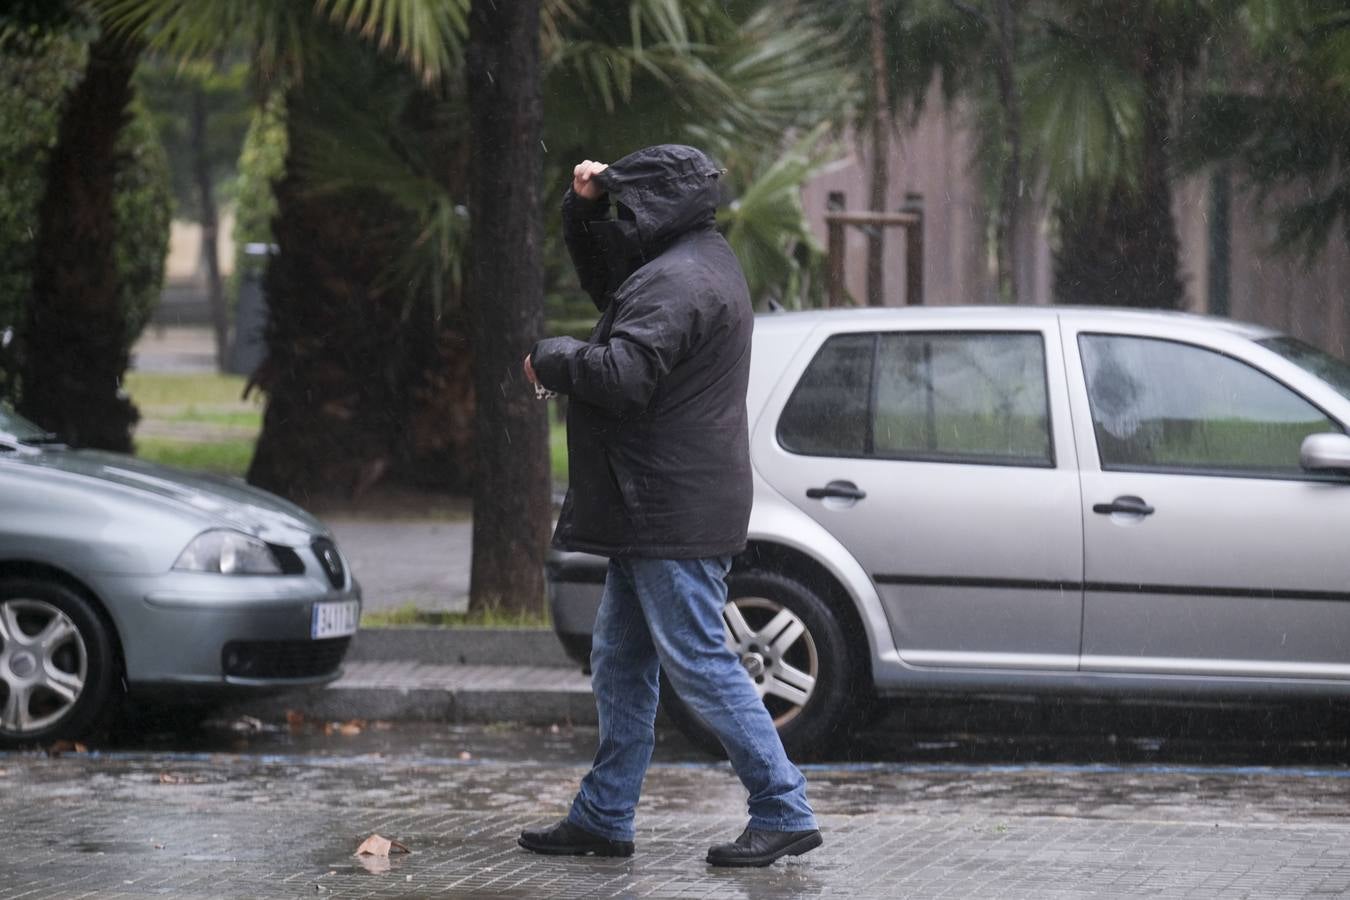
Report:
549,419,568,484
123,372,262,478
124,371,256,407
134,437,256,477
126,372,566,485
360,601,551,629
165,406,263,428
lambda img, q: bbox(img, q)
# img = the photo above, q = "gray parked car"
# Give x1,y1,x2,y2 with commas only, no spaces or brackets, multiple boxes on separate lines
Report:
0,406,360,746
548,306,1350,758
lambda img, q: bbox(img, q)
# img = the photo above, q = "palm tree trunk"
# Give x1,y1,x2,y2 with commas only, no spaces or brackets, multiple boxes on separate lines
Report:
867,0,889,307
19,28,140,450
1053,31,1183,310
191,86,229,371
993,0,1021,304
247,85,475,504
465,0,551,614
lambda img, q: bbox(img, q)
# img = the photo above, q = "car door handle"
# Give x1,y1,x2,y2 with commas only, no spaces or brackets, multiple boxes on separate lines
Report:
1092,496,1155,516
806,481,866,501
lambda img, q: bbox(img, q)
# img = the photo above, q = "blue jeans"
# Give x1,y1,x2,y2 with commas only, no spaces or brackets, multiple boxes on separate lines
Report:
567,555,817,842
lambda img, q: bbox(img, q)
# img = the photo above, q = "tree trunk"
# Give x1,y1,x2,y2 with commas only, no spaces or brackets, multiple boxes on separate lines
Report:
993,0,1021,304
465,0,550,614
247,84,475,505
1053,33,1183,310
866,0,889,307
191,86,228,371
19,29,139,450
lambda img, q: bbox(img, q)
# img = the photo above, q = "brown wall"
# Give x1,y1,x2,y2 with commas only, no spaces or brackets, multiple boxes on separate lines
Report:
801,96,1350,356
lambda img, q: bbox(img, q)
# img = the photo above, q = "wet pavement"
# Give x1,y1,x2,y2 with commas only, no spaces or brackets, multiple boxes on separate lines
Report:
6,706,1350,898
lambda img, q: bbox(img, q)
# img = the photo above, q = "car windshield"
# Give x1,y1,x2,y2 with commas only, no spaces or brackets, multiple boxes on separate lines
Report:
0,401,49,442
1258,337,1350,403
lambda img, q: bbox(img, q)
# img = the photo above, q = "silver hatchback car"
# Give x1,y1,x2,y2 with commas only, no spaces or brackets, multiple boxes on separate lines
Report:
0,406,360,746
548,307,1350,758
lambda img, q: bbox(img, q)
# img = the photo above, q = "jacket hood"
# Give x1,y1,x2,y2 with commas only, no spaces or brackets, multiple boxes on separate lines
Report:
596,144,722,257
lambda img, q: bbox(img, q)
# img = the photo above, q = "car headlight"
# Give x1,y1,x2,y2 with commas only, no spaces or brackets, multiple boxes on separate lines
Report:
174,529,282,575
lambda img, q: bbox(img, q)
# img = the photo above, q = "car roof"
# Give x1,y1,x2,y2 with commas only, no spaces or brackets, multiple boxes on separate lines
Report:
753,305,1280,341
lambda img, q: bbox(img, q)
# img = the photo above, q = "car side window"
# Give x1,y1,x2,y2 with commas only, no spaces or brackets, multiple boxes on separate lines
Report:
1079,334,1341,477
778,330,1053,467
777,333,873,456
873,332,1052,466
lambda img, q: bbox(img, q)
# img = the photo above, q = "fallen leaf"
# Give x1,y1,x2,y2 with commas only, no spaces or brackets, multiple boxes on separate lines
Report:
338,720,364,736
74,742,89,753
355,834,409,857
549,724,561,735
286,710,306,732
159,773,183,785
457,750,472,761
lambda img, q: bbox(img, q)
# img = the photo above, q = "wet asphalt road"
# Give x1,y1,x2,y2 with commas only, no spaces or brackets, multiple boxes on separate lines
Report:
6,704,1350,898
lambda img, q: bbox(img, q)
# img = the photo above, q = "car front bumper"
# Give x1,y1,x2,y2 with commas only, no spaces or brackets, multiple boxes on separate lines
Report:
94,568,362,689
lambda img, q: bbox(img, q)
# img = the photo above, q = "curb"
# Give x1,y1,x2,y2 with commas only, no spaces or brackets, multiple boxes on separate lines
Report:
346,627,576,668
218,668,599,727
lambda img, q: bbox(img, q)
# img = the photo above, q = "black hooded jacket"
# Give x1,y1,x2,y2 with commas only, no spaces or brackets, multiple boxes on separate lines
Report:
530,145,753,559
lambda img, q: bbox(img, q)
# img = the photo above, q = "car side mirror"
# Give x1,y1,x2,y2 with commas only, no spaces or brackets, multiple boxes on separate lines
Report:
1300,433,1350,476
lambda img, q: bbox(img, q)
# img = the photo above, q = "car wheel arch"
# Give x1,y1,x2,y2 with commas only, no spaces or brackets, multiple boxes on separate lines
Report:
736,540,874,694
0,561,128,682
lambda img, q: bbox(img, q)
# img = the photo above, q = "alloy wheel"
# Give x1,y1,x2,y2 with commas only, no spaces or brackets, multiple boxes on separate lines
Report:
0,598,88,735
721,596,819,727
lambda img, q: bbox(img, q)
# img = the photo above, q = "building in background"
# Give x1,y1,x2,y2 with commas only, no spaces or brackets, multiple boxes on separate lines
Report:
803,98,1350,357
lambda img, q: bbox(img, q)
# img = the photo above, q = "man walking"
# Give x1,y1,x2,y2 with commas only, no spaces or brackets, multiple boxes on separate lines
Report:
519,145,821,867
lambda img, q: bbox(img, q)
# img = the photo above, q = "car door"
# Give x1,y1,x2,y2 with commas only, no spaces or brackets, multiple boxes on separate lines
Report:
1062,322,1350,680
755,320,1084,670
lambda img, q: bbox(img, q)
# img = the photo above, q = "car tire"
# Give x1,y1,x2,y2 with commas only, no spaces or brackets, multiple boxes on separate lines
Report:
0,578,119,748
658,569,858,762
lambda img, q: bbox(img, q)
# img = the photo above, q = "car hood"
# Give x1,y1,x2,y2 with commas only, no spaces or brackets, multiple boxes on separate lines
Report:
9,447,326,545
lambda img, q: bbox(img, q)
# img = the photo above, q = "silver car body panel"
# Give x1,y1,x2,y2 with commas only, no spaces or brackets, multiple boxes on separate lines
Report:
0,443,359,687
552,306,1350,700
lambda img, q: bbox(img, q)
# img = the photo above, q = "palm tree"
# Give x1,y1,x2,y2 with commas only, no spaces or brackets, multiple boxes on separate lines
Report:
19,15,145,450
1181,0,1350,259
102,0,855,614
1023,0,1229,309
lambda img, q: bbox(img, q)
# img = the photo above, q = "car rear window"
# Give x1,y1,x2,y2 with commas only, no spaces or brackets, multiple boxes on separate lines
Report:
778,331,1053,467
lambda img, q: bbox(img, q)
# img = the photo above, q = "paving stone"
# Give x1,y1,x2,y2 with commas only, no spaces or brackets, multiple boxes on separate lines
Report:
5,746,1350,898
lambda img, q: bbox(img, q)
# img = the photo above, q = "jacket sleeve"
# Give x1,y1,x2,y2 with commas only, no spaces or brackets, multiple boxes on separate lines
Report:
531,273,694,418
562,187,612,312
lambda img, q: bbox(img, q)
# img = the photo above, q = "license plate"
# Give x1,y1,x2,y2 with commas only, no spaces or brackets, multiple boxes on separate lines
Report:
312,600,360,639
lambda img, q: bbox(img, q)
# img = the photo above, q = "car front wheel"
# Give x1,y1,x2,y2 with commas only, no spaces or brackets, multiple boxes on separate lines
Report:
0,578,118,748
659,569,859,761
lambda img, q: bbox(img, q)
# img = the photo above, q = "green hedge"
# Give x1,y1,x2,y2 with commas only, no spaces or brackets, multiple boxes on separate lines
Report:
0,27,85,399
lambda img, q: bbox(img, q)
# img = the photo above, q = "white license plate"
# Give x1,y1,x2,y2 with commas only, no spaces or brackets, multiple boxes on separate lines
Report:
311,600,360,639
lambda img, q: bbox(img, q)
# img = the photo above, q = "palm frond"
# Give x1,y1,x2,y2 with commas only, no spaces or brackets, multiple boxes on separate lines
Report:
719,123,839,309
314,0,467,81
1021,26,1145,201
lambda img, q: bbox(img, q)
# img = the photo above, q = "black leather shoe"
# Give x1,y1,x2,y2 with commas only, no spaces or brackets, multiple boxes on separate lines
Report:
517,819,635,857
706,826,823,867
